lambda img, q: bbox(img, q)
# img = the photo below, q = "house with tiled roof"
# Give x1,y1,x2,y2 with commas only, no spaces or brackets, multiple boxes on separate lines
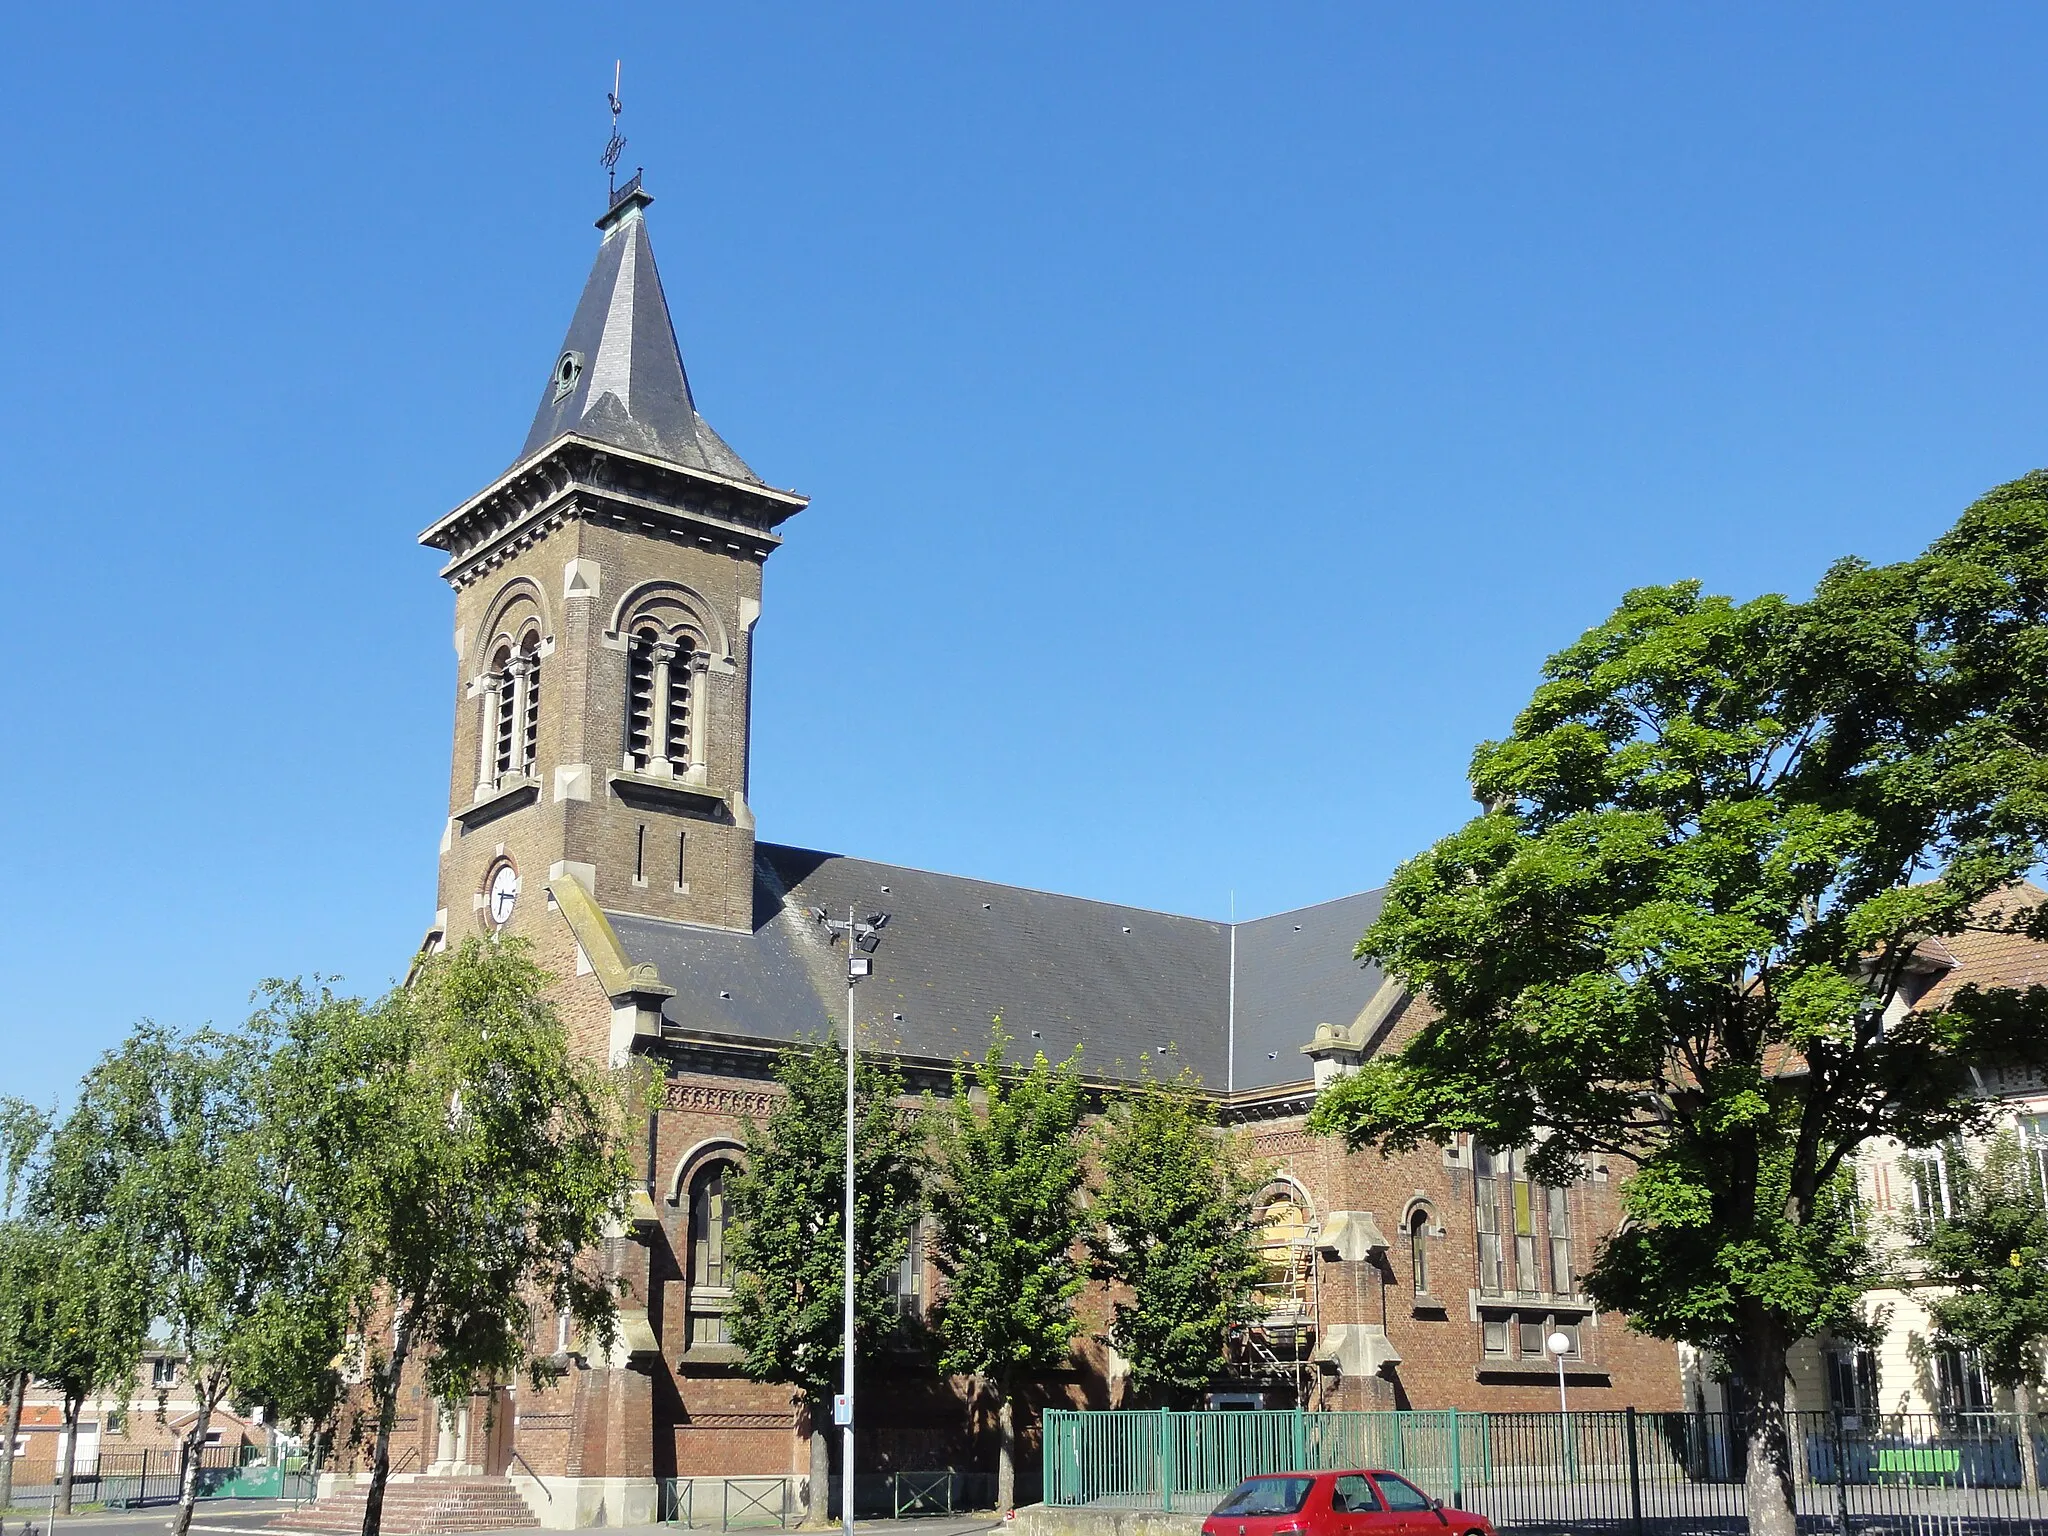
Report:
1688,882,2048,1422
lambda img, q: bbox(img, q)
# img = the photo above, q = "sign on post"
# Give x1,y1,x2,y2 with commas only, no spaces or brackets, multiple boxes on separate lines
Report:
834,1393,852,1426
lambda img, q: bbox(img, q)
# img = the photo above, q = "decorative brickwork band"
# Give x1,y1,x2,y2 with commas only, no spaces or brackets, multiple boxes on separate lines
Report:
1252,1131,1312,1156
685,1413,798,1429
663,1079,779,1118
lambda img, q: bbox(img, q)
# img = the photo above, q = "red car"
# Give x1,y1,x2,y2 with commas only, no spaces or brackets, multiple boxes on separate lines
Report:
1201,1470,1494,1536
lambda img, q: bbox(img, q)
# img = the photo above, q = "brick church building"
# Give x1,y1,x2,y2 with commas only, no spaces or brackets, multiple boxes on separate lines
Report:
360,178,1682,1526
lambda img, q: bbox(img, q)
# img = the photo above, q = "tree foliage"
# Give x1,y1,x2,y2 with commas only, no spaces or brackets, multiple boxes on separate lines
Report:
53,1008,358,1534
1087,1069,1264,1406
0,1098,53,1513
723,1036,922,1513
1913,1132,2048,1484
1308,474,2048,1536
926,1027,1089,1513
302,937,631,1536
28,1068,159,1513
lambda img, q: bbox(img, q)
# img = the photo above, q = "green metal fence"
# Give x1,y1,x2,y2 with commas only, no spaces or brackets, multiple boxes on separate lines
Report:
1043,1407,2048,1534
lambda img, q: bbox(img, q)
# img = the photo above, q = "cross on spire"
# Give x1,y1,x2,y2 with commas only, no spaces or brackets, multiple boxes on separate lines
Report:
604,60,628,202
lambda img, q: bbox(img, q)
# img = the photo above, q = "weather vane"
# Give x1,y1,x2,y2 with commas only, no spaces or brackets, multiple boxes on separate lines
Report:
603,60,627,201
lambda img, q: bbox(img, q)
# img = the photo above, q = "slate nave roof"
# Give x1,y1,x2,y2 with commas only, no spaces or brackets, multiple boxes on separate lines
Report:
608,843,1388,1097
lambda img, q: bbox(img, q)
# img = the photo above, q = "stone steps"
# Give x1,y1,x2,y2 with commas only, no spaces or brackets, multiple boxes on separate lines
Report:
272,1474,540,1534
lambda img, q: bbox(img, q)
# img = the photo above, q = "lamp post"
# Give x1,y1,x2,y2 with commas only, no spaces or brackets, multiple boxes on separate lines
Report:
812,904,887,1536
1547,1331,1572,1415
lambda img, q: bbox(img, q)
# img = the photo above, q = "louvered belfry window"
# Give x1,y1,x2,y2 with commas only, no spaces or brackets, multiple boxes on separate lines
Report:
624,627,699,775
491,637,541,782
626,628,659,771
493,648,518,780
665,646,693,766
520,633,542,772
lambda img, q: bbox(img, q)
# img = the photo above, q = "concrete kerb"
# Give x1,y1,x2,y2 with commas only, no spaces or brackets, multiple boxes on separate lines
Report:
1007,1507,1206,1536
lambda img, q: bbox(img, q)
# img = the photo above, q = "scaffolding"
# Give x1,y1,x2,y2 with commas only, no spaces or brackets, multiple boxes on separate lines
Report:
1232,1199,1323,1407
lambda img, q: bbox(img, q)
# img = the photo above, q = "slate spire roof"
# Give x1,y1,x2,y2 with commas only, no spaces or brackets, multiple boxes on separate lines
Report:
520,181,761,482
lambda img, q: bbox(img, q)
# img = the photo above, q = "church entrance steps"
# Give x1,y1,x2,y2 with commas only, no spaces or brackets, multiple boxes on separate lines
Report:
271,1474,541,1534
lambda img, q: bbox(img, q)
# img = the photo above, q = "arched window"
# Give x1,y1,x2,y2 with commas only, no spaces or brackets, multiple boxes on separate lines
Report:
665,642,694,767
1408,1206,1432,1296
627,627,659,770
687,1163,735,1347
492,645,517,780
520,631,541,772
486,632,542,785
624,629,699,776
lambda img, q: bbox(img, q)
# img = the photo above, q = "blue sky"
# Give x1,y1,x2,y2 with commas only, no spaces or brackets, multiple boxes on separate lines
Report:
3,3,2045,1107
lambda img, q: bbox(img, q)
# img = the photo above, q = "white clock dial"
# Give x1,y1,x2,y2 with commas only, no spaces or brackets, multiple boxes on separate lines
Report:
488,864,521,926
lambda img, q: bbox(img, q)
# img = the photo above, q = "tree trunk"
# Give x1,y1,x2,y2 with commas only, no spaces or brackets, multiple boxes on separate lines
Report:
995,1373,1016,1515
1736,1331,1796,1536
2018,1379,2041,1496
0,1368,26,1511
805,1408,831,1528
55,1390,82,1516
170,1375,220,1536
360,1319,414,1536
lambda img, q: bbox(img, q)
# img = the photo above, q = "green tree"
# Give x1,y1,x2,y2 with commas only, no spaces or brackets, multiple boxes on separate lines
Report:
0,1098,52,1512
56,1011,355,1536
1087,1070,1264,1406
926,1028,1089,1513
307,937,632,1536
30,1063,159,1514
1308,475,2048,1536
227,983,376,1451
1914,1132,2048,1490
722,1038,922,1524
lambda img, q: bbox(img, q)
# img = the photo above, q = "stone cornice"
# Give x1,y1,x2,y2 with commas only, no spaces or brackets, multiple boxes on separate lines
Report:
419,436,807,588
1222,1083,1318,1124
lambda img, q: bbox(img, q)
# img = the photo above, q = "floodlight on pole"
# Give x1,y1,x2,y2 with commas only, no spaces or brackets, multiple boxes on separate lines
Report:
814,902,886,1536
1547,1331,1573,1416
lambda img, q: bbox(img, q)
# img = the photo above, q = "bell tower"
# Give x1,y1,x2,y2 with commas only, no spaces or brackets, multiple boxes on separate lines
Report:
421,177,806,947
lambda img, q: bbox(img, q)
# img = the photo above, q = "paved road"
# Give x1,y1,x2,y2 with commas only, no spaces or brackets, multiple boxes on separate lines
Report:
0,1502,291,1536
0,1509,1003,1536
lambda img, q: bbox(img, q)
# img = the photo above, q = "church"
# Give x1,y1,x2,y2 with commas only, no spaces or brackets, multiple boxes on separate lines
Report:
373,176,1684,1526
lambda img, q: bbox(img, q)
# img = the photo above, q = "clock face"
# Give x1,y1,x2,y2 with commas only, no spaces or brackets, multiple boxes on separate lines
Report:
487,863,520,926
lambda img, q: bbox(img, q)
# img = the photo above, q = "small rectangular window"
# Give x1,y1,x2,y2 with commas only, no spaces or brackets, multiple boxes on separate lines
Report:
635,825,646,883
1552,1322,1580,1358
151,1357,177,1387
1483,1320,1509,1357
1519,1320,1546,1357
676,831,688,892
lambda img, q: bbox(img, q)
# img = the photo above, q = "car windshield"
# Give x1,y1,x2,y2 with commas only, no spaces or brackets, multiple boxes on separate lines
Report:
1214,1477,1315,1516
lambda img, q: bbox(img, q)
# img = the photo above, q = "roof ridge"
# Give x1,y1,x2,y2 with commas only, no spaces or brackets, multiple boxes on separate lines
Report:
756,840,1383,929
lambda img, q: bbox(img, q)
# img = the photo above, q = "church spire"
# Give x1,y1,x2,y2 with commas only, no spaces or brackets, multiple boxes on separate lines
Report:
519,179,761,483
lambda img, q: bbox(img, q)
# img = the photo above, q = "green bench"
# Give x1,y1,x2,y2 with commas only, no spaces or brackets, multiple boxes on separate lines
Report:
1876,1447,1963,1485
